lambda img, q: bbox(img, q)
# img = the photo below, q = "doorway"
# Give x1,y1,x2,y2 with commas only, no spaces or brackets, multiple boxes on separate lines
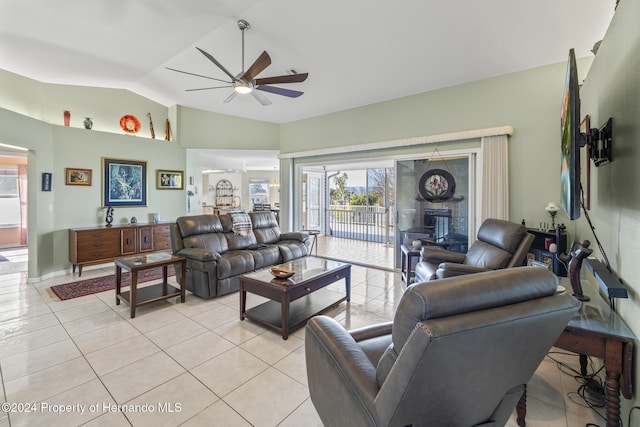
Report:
0,156,27,248
0,153,28,275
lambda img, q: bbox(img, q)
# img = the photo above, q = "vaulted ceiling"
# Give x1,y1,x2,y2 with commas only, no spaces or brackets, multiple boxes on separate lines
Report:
0,0,615,124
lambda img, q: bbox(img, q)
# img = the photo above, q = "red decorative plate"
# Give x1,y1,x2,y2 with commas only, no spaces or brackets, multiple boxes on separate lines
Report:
120,115,141,134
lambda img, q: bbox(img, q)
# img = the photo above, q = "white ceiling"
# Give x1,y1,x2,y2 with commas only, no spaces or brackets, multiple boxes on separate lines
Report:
0,0,616,125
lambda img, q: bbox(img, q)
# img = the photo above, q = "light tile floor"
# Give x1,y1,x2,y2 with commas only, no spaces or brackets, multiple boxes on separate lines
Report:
0,246,606,426
314,235,396,271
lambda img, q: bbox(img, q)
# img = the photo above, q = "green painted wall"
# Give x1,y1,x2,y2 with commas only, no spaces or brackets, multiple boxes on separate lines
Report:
0,69,168,137
0,70,281,277
0,108,55,278
50,126,187,272
281,59,592,230
0,108,187,277
176,105,279,149
579,0,640,413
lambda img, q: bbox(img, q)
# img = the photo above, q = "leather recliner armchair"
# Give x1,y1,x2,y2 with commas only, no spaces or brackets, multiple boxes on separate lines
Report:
414,218,534,282
305,267,580,427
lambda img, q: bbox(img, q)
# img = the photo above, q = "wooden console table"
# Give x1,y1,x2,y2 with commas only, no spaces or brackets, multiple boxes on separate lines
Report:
517,279,635,427
69,222,172,276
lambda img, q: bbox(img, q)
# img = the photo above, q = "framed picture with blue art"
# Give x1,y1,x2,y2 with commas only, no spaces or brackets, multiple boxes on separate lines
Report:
102,157,147,207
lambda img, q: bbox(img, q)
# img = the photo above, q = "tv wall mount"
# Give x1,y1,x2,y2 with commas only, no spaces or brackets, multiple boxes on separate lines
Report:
581,116,613,167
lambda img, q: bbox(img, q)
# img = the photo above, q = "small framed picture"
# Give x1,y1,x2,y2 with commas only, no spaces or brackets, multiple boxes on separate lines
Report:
528,258,552,270
65,168,92,186
42,172,52,192
156,170,184,190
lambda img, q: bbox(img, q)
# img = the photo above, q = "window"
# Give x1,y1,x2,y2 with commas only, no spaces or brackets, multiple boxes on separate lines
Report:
0,166,20,226
0,166,18,197
249,180,269,205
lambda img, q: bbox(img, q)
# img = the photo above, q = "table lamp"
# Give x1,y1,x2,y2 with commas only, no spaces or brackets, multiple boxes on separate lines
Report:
545,202,559,230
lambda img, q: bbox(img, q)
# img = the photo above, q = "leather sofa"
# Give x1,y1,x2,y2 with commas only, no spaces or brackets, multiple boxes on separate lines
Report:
305,267,580,427
170,211,309,298
415,218,534,282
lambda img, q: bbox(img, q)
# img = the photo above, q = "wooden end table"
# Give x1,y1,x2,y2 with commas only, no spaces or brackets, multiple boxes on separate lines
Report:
401,244,421,283
516,278,635,427
115,252,186,318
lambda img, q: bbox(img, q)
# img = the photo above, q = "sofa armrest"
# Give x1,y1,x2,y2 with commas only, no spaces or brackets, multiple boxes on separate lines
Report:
176,247,222,262
280,231,309,242
420,247,466,264
436,262,488,278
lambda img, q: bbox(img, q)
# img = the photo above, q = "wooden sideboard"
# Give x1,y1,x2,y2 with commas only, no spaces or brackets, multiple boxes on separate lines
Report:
69,223,172,276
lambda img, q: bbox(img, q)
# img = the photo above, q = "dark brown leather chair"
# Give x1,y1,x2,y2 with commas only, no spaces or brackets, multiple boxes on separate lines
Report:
414,218,534,282
305,268,580,427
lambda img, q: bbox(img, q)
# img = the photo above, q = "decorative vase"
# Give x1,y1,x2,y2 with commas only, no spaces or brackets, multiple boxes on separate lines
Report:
105,207,114,227
64,110,70,127
412,240,422,250
83,117,93,129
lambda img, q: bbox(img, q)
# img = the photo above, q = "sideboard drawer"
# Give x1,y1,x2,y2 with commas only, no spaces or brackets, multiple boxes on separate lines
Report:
153,224,172,251
72,228,119,264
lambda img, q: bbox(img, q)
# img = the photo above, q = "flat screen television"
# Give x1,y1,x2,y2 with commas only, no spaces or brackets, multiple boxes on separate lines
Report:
560,48,582,220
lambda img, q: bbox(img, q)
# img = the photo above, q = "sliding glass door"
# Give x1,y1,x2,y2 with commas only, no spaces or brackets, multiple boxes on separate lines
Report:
302,171,323,231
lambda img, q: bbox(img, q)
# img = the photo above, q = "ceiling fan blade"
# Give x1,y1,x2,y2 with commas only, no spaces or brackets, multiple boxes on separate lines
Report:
251,90,272,106
241,51,271,83
185,86,232,92
165,67,231,84
255,73,308,85
256,85,303,98
196,47,238,82
223,91,237,104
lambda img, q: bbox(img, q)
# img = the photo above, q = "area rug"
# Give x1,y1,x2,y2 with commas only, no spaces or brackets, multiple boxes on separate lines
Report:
50,265,176,301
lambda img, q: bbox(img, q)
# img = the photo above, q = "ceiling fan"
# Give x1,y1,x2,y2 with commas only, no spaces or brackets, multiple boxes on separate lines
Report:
166,19,308,106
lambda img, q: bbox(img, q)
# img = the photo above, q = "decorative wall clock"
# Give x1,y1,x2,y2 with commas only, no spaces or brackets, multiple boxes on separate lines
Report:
418,169,456,202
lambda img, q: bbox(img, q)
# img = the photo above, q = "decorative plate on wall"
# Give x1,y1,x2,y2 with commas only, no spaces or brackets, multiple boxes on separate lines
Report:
120,115,141,134
418,169,456,202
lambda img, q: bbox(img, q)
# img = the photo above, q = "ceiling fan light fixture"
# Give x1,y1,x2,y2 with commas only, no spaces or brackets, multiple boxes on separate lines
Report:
169,17,307,106
234,83,252,94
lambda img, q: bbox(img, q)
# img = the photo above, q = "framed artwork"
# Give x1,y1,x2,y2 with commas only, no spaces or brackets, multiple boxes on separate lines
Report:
156,169,184,190
102,157,147,207
65,168,92,186
418,169,456,202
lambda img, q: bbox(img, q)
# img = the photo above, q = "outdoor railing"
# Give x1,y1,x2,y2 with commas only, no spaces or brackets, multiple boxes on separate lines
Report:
327,205,393,243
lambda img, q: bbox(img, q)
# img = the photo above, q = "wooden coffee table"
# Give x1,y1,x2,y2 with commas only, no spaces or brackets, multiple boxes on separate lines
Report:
240,257,351,339
114,252,186,318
